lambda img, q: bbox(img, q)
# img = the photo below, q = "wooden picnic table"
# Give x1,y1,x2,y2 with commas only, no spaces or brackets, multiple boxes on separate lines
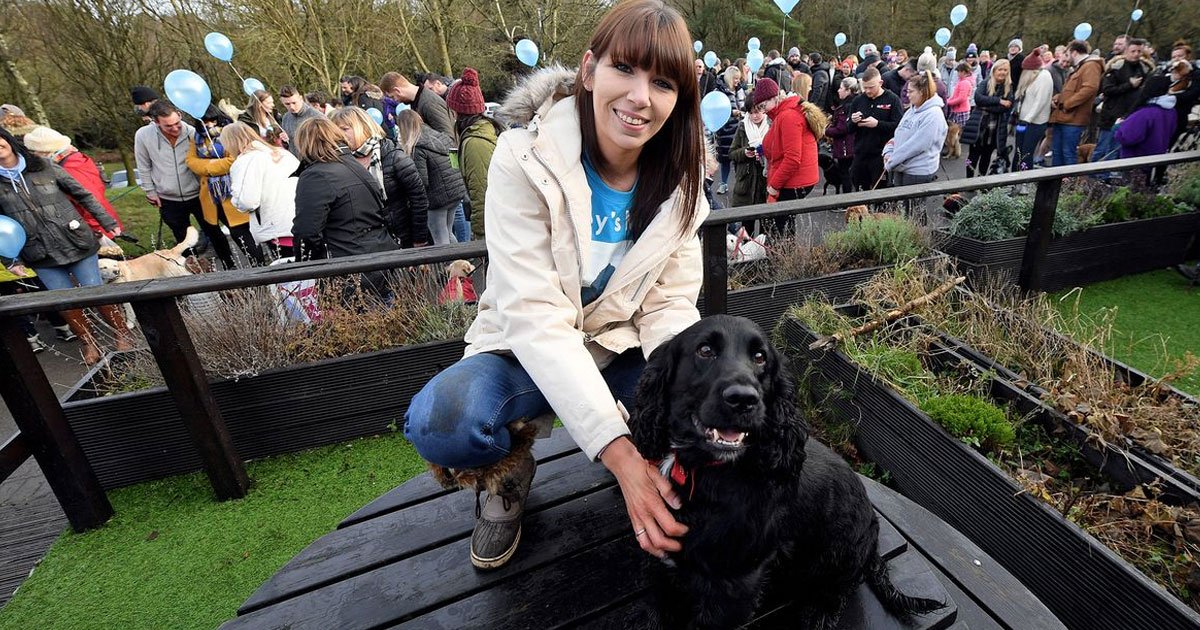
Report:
223,429,1063,629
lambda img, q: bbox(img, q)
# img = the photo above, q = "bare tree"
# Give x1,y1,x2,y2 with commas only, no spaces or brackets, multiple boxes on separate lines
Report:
0,30,49,125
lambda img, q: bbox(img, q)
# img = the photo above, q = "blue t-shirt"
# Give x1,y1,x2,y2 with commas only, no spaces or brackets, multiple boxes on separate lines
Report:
581,155,635,306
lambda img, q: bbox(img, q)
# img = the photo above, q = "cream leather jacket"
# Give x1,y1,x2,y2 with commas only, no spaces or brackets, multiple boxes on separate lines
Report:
465,67,710,460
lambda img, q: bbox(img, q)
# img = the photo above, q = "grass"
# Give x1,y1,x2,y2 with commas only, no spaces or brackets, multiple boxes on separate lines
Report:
104,187,168,250
1052,268,1200,396
0,431,428,630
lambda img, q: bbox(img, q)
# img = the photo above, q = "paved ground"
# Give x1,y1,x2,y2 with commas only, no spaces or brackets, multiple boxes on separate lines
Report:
0,153,971,609
0,317,94,606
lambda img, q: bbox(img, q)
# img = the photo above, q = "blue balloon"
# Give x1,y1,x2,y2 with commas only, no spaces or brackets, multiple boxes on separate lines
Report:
746,49,765,74
242,77,265,97
1074,22,1092,41
704,51,719,69
515,39,539,67
367,107,383,125
395,102,410,116
700,91,732,134
834,32,847,47
1131,9,1143,21
204,32,234,62
773,0,799,14
747,37,761,52
859,44,869,59
163,69,212,119
935,27,952,48
694,40,703,54
950,4,968,26
0,216,26,259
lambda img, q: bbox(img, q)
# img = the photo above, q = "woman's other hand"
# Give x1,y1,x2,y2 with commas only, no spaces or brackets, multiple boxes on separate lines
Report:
600,437,687,559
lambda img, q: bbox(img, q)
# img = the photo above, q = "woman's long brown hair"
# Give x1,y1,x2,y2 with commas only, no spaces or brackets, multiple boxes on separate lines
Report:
574,0,702,239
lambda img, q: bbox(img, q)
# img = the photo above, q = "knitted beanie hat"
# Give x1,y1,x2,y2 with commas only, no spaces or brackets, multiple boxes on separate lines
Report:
130,85,159,105
446,67,485,116
1009,38,1024,51
1021,52,1044,70
22,126,72,154
752,78,780,105
966,43,979,57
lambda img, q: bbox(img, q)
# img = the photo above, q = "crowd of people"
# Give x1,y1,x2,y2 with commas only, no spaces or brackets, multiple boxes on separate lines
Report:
699,35,1200,210
1,27,1199,360
0,67,502,355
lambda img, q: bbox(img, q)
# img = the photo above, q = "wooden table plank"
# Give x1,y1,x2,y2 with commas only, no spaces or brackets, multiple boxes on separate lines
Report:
240,450,614,614
339,428,579,528
861,476,1065,629
222,486,631,629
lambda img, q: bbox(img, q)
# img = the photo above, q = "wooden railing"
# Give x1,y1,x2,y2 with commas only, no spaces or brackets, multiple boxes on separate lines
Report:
1,150,1197,531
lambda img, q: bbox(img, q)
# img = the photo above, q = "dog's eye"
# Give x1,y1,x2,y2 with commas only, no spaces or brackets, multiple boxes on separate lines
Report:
752,351,767,365
697,344,715,359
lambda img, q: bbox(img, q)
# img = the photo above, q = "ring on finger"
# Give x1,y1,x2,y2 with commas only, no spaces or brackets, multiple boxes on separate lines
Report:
635,528,647,537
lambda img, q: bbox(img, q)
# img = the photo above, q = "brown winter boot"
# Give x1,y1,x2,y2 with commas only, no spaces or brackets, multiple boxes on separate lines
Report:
428,422,539,570
61,309,101,365
98,304,135,351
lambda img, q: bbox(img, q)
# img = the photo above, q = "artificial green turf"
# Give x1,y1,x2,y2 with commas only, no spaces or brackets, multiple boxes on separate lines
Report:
1053,268,1200,396
0,431,427,630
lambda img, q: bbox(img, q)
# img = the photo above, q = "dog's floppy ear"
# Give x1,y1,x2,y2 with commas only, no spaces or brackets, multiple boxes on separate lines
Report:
758,350,808,476
629,338,676,461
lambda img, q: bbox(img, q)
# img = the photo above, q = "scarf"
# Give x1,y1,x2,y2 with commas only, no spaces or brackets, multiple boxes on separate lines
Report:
1148,94,1177,110
743,115,769,147
353,135,386,201
195,129,232,203
0,154,29,195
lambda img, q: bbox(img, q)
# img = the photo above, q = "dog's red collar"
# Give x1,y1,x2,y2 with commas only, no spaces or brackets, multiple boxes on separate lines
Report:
654,453,724,501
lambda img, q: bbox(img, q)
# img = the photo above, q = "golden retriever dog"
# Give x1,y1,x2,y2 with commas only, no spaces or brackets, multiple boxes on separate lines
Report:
97,227,198,284
942,123,962,159
1077,143,1096,164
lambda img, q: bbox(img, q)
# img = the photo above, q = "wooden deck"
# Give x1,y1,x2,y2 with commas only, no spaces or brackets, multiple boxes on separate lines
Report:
223,429,1063,629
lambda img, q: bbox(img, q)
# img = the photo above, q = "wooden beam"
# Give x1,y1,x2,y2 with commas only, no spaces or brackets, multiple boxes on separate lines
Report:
0,431,31,484
132,298,249,500
0,317,112,531
701,223,728,316
1018,178,1064,293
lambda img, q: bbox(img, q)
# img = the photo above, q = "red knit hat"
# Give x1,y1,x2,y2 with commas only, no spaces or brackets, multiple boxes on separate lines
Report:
1020,51,1044,71
446,67,485,116
752,78,780,107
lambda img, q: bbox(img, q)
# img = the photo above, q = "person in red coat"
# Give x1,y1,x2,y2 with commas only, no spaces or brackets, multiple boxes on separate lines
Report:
23,126,124,239
753,78,827,234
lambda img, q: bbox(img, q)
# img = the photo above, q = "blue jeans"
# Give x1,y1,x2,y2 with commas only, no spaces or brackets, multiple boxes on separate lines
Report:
453,202,470,243
1093,128,1120,162
1052,124,1085,167
32,254,101,290
1014,122,1047,171
405,349,646,468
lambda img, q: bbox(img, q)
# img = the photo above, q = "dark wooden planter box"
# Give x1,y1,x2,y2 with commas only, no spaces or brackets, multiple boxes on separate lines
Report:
61,263,901,490
59,339,467,490
937,212,1200,292
701,256,943,332
780,315,1200,629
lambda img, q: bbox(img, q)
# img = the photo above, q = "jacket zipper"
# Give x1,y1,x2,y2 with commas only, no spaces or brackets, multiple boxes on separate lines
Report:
530,146,586,289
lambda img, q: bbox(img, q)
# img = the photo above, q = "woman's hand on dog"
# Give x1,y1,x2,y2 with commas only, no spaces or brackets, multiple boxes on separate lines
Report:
600,436,687,558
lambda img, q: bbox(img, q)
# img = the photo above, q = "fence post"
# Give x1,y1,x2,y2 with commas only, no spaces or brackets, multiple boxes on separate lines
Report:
0,316,112,531
701,222,728,316
1018,177,1064,293
133,298,249,500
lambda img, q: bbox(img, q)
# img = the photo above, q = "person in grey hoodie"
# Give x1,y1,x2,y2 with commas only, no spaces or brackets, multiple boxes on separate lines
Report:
882,71,948,186
134,100,225,249
278,85,322,158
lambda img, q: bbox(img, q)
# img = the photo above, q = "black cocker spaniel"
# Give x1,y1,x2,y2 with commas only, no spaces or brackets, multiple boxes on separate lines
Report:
630,315,943,629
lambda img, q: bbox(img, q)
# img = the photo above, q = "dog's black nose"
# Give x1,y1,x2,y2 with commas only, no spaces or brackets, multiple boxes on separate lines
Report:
722,385,760,412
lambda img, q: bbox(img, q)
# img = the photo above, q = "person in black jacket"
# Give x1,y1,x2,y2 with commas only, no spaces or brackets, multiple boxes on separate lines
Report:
396,109,467,245
338,75,385,113
329,107,431,248
0,127,133,363
963,59,1015,177
291,117,398,298
808,53,833,113
848,67,903,190
1094,40,1154,162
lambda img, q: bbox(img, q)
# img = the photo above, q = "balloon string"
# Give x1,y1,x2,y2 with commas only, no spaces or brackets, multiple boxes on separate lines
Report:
228,62,248,85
